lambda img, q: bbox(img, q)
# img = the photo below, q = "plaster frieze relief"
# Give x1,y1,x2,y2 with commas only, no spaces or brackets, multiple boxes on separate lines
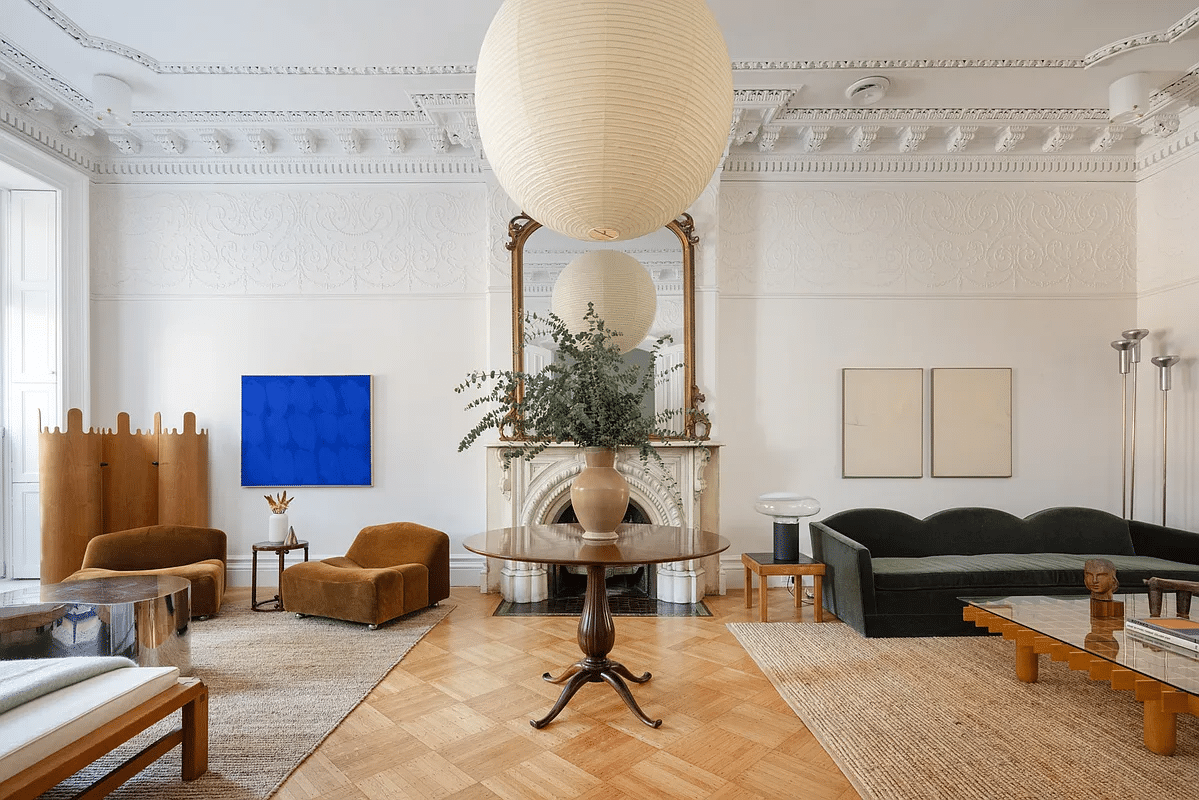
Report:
91,185,486,296
718,184,1134,296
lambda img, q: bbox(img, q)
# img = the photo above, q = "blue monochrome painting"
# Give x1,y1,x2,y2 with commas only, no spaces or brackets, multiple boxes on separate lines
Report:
241,375,372,487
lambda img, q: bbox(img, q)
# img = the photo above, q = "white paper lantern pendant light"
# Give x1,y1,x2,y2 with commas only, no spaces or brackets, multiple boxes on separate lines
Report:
476,0,734,243
552,250,657,355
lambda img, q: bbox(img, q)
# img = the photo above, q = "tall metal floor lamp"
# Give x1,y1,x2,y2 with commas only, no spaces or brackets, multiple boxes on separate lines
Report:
1121,328,1149,519
1111,339,1135,518
1151,354,1179,525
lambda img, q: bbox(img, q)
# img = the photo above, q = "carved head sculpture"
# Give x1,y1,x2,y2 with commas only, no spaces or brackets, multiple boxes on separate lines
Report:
1084,558,1120,600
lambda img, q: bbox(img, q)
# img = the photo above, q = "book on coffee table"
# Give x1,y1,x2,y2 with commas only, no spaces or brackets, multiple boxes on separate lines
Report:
1125,616,1199,654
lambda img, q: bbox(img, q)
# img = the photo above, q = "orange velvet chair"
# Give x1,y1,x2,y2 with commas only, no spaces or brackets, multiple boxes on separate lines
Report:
281,522,449,629
62,525,227,618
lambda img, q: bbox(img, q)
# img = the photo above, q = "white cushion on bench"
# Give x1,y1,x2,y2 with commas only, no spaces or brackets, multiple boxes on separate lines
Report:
0,663,179,782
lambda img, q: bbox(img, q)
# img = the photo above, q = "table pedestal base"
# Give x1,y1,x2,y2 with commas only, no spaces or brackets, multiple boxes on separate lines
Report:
530,565,662,729
534,657,658,729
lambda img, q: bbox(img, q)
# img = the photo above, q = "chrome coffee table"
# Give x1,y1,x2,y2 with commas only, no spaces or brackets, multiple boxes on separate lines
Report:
0,575,192,673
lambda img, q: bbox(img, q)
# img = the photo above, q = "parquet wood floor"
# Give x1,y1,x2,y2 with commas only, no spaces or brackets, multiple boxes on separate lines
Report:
268,585,861,800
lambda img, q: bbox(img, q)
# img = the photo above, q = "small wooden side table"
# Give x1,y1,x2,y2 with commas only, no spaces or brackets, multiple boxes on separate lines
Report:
742,552,826,623
251,539,309,612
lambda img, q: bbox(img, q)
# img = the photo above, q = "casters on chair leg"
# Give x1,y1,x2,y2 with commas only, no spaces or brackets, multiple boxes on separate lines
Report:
294,613,306,619
368,623,379,630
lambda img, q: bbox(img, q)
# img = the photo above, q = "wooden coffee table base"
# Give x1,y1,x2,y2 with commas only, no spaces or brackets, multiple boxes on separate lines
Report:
964,604,1199,755
533,565,660,729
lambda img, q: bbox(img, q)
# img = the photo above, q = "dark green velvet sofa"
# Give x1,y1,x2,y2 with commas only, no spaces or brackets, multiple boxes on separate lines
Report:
809,506,1199,638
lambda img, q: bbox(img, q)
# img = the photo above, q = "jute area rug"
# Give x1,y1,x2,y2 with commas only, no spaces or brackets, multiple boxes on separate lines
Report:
729,622,1199,800
43,596,454,800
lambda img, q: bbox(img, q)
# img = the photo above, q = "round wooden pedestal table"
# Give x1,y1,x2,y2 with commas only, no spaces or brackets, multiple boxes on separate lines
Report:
463,523,729,729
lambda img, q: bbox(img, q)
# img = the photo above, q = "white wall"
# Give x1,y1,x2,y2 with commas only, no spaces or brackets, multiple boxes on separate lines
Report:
715,181,1136,562
1137,147,1199,531
89,183,491,583
86,173,1173,589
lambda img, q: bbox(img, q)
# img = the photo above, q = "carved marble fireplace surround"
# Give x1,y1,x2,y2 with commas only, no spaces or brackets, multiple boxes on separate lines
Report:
483,443,722,603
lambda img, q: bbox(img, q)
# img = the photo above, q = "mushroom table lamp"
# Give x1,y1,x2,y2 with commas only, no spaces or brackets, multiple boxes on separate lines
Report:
754,492,821,563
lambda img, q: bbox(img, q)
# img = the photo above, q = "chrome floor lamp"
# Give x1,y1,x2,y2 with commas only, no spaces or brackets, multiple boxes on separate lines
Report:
1121,329,1149,519
1110,338,1135,518
1151,354,1179,525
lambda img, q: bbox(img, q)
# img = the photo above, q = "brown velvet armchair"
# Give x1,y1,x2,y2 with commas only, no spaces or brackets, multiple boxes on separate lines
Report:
281,522,450,629
62,525,227,618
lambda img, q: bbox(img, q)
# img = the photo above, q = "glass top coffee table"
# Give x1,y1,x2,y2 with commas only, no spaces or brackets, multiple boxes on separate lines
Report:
0,575,192,673
963,593,1199,755
464,523,729,729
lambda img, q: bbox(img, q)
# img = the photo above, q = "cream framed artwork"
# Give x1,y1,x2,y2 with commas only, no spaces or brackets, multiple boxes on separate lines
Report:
842,368,923,478
931,367,1012,478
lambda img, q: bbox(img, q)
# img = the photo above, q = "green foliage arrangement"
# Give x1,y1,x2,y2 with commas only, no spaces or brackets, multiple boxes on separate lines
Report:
455,307,681,468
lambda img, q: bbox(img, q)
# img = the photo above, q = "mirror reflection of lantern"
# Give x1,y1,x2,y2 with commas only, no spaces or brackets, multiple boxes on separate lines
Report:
551,250,657,355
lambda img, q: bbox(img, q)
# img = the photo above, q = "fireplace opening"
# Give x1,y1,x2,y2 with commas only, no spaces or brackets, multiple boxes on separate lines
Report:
549,500,654,599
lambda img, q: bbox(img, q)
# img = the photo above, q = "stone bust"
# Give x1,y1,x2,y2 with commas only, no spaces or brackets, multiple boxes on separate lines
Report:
1084,558,1119,600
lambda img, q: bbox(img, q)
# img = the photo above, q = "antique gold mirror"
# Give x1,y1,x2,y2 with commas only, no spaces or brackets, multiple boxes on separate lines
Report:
507,213,709,441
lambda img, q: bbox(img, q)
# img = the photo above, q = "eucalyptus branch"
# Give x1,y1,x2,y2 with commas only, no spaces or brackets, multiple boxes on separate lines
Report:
455,306,686,504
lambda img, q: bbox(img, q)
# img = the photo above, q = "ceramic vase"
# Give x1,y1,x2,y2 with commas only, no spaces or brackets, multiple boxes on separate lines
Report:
268,512,289,543
571,447,629,541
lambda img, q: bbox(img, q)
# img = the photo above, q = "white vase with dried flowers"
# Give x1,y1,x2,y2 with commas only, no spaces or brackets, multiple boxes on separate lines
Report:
265,491,293,543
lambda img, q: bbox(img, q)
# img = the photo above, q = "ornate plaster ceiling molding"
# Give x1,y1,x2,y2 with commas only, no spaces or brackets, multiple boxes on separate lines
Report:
89,156,487,180
0,95,95,170
775,107,1110,124
0,36,90,111
1083,7,1199,67
722,153,1137,180
732,58,1085,71
1136,106,1199,179
26,0,476,76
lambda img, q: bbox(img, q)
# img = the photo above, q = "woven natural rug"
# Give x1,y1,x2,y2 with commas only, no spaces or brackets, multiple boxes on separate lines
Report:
42,596,454,800
729,622,1199,800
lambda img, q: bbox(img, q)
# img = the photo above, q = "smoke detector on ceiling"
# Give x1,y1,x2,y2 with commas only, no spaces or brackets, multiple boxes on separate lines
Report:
845,76,891,106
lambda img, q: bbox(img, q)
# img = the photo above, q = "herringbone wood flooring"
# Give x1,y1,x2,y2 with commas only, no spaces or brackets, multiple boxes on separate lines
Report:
265,585,860,800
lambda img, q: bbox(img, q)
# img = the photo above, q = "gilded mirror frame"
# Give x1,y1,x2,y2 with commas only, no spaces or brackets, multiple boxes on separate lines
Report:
506,212,710,441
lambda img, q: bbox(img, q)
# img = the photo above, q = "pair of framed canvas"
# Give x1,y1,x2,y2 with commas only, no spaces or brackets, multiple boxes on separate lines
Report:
842,367,1012,478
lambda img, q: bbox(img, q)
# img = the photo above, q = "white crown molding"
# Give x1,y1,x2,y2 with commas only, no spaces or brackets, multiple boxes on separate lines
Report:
25,0,477,76
2,25,1197,183
722,153,1137,180
90,156,487,182
732,58,1085,70
774,107,1110,124
0,96,95,171
1135,106,1199,180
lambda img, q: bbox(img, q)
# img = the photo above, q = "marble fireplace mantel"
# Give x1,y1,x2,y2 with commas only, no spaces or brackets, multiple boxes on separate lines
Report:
481,442,722,603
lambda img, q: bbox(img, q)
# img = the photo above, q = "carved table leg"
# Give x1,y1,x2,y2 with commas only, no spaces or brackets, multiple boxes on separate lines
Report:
531,564,661,729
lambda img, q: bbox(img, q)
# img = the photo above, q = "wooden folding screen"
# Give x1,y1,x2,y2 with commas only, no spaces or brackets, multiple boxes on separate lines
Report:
39,409,209,583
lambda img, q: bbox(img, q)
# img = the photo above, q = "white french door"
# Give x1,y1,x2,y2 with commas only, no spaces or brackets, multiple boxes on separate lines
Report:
3,189,59,578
